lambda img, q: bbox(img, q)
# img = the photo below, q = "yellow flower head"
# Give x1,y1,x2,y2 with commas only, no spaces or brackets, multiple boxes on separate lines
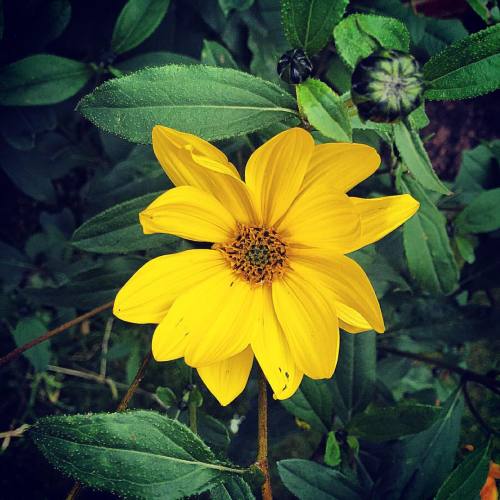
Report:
114,126,419,406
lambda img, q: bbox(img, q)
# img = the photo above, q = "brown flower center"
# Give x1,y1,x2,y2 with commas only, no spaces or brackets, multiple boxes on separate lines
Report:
213,223,289,285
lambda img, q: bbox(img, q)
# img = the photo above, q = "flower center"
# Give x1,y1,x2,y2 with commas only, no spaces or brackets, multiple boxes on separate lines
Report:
213,223,288,285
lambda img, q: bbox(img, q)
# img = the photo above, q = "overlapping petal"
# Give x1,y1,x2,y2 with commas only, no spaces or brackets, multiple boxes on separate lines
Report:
139,186,236,242
113,249,226,324
245,128,314,226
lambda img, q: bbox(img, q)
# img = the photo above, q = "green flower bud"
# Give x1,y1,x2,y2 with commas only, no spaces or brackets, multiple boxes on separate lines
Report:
351,49,424,123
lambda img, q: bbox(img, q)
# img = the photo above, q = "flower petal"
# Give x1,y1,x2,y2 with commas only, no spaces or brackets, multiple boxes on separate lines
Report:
277,183,361,253
349,194,420,251
113,249,226,324
153,126,256,224
140,186,237,242
302,143,380,193
251,286,303,400
291,248,385,333
197,346,254,406
339,319,369,334
245,128,315,225
272,268,340,379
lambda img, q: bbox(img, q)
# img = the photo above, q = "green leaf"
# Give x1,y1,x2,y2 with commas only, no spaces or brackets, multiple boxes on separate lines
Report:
397,171,459,295
114,51,198,74
297,79,351,141
348,404,442,442
72,192,180,254
393,122,449,195
329,331,376,424
156,386,177,407
324,432,341,467
281,378,334,433
111,0,171,54
333,14,410,68
435,440,491,500
30,410,245,499
201,40,238,69
423,24,500,100
373,391,464,500
454,235,476,264
278,459,365,500
0,55,93,106
211,476,255,499
198,413,230,451
78,65,299,143
280,0,349,55
455,188,500,234
218,0,254,16
12,318,51,372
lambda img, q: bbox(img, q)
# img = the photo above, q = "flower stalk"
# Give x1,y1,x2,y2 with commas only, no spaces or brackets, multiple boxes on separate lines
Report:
257,368,273,500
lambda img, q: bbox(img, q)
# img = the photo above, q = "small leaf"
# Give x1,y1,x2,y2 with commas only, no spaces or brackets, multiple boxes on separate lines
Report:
393,121,450,195
0,55,93,106
111,0,171,54
324,432,341,467
423,24,500,100
30,410,245,499
156,386,177,407
334,14,410,68
455,188,500,234
12,318,51,372
297,79,351,142
78,65,299,143
72,192,180,254
280,0,349,55
202,40,238,69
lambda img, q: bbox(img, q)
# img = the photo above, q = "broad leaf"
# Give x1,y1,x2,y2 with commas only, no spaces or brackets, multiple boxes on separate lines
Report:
202,40,238,69
455,188,500,234
334,14,410,68
0,55,93,106
31,411,245,499
78,65,299,143
111,0,171,54
423,24,500,100
210,477,255,499
11,318,51,372
280,0,348,55
297,79,351,141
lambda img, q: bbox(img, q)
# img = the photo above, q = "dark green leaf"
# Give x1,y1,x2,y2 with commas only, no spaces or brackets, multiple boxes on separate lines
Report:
218,0,254,16
155,386,177,407
78,65,299,143
333,14,410,68
111,0,171,54
324,432,341,467
397,171,459,295
198,413,230,451
455,188,500,234
423,24,500,100
202,40,238,69
280,0,348,55
0,55,93,106
30,410,245,499
297,79,351,141
114,52,198,74
348,404,442,442
211,476,255,499
12,318,51,372
278,459,365,500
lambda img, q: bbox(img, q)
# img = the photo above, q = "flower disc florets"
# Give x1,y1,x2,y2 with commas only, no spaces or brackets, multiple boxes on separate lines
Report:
214,223,288,285
351,48,424,123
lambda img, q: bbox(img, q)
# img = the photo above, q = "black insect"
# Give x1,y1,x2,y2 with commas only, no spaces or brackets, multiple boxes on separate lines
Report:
277,48,313,84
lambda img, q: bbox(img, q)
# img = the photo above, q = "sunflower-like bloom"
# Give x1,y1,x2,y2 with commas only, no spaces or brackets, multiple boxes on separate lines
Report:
114,127,419,405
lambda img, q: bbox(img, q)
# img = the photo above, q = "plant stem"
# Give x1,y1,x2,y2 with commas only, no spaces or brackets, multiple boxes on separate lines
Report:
257,368,273,500
0,301,114,368
188,402,198,434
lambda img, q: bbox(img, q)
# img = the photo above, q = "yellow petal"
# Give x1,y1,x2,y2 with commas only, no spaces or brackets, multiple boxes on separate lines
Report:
349,194,420,251
113,249,226,324
153,126,256,224
245,128,314,225
291,249,385,333
197,346,254,406
140,186,236,242
272,268,340,379
277,183,361,253
302,142,380,193
339,319,370,333
251,286,303,400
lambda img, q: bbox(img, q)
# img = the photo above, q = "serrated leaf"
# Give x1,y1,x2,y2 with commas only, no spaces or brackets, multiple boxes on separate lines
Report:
0,55,93,106
455,188,500,234
280,0,348,55
114,51,198,74
72,192,180,254
211,476,255,499
397,171,459,295
202,40,238,69
78,65,299,143
423,24,500,100
12,318,51,372
30,410,245,500
333,14,410,68
297,79,351,141
393,121,450,195
111,0,171,54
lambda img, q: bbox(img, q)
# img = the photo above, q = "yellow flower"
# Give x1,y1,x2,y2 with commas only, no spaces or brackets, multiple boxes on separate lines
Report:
481,462,500,500
114,126,419,406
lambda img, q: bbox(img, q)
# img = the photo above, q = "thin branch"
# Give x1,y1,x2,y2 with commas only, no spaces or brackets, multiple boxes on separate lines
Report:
462,381,498,436
99,317,113,378
0,301,114,368
256,368,272,500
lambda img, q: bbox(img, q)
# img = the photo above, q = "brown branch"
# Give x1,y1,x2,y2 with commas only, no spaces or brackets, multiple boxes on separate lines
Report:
256,368,273,500
0,301,114,368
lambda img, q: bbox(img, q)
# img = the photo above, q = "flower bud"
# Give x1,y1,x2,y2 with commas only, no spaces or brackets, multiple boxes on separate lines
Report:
277,48,313,84
351,49,424,123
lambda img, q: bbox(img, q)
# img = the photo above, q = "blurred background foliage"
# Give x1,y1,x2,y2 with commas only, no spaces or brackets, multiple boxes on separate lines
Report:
0,0,499,499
